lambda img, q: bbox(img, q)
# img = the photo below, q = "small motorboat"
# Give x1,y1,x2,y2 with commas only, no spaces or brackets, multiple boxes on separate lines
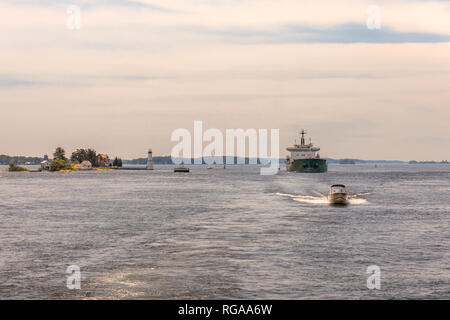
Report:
328,184,349,204
206,166,213,170
174,166,189,173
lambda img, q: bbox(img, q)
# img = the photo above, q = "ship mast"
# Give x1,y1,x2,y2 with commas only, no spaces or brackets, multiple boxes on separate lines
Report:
300,129,306,146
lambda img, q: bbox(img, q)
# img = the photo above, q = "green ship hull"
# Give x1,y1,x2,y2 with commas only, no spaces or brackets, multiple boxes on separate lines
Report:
287,158,328,173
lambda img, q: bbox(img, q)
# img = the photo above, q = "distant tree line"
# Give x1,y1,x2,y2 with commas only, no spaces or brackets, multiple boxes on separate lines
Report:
124,156,280,165
7,150,446,169
0,155,44,165
124,156,173,165
408,160,449,164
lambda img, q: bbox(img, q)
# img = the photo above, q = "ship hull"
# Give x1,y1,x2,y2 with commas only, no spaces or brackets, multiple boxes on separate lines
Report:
286,159,328,173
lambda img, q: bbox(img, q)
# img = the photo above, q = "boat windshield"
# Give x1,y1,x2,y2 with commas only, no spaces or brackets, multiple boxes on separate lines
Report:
331,185,347,192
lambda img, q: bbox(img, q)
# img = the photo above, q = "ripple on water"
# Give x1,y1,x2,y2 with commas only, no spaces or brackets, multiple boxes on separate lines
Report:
0,164,448,299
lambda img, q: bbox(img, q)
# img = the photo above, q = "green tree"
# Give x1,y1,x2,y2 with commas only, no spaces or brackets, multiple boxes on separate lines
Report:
71,149,88,164
113,157,123,167
50,159,73,172
53,147,67,161
8,160,28,172
86,149,98,167
70,148,98,166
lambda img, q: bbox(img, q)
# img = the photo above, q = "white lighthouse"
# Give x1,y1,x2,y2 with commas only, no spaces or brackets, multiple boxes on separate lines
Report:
146,148,154,170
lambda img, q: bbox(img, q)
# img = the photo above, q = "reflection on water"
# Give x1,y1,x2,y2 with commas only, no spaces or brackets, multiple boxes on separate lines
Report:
0,164,449,299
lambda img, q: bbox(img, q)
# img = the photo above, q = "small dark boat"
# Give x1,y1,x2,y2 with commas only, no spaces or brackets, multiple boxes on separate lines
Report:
174,166,189,173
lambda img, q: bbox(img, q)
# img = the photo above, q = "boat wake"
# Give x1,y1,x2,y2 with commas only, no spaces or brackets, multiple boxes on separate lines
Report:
275,191,370,205
275,192,329,204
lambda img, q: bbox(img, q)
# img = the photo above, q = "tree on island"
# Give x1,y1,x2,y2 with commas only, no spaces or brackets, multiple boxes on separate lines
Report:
86,149,98,167
8,160,28,172
49,147,73,171
53,147,67,161
49,159,73,172
113,157,123,168
71,148,98,167
71,149,88,163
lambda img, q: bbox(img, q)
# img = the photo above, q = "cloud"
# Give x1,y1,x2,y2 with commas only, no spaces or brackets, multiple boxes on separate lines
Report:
0,75,37,87
186,23,450,44
7,0,175,11
1,0,449,35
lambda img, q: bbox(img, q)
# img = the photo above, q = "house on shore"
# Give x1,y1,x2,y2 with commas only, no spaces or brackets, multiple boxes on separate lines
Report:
97,154,111,167
79,160,92,170
40,160,50,171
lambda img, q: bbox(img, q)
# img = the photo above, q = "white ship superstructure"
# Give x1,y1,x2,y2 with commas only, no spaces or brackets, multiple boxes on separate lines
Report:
286,130,321,160
286,129,327,173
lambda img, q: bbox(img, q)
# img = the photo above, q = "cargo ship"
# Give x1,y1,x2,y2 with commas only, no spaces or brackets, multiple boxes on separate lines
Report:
286,130,327,173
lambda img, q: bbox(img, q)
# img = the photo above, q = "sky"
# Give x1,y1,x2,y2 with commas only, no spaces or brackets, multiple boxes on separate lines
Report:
0,0,449,161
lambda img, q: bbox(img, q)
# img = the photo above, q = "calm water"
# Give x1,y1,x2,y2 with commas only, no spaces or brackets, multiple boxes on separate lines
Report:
0,164,449,299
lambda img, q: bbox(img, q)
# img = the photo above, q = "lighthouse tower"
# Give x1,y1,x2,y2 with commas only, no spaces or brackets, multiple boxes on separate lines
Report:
146,148,154,170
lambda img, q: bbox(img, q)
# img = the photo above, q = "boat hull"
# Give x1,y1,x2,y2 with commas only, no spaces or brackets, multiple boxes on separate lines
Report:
286,159,328,173
328,192,349,204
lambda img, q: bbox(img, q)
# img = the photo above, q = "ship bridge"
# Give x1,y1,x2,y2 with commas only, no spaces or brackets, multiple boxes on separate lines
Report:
287,130,321,160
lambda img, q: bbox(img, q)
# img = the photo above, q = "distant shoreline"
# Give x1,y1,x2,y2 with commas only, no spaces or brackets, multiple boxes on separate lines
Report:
0,155,448,166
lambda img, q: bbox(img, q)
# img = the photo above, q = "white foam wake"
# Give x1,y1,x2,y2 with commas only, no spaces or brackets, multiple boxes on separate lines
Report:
275,192,328,204
275,192,370,205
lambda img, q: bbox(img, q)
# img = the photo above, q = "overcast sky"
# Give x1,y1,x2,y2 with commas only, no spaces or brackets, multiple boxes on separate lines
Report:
1,0,449,160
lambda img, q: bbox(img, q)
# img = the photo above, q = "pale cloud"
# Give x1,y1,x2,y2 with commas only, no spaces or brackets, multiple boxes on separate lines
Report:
1,0,449,34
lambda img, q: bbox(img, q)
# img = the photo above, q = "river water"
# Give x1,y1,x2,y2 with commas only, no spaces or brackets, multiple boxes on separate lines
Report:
0,164,448,299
